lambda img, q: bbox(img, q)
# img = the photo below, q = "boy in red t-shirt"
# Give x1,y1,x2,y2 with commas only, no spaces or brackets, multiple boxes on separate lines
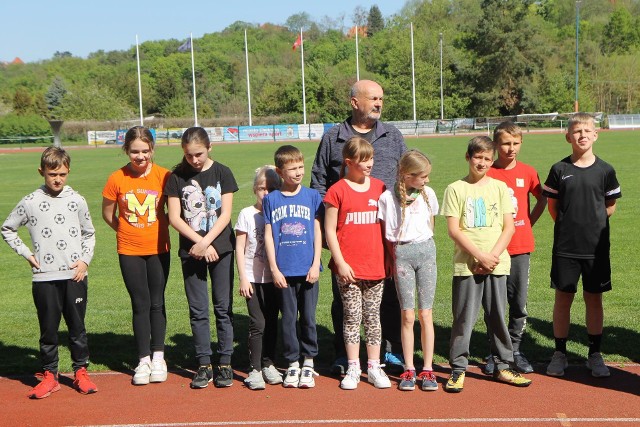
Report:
483,122,546,375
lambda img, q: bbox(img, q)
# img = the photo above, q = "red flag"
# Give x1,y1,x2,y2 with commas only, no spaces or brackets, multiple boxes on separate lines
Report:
292,34,302,50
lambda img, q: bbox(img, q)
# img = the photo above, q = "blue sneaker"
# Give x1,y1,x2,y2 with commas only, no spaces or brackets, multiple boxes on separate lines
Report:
383,352,405,374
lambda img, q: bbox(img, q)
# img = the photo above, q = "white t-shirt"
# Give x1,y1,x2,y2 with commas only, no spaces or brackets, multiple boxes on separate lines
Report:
234,206,271,283
378,186,439,243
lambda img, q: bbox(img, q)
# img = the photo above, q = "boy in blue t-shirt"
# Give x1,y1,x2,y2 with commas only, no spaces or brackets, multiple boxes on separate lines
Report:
263,145,323,389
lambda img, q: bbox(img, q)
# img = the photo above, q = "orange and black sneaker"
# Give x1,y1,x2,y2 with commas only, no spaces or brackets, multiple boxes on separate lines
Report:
73,367,98,394
27,370,60,399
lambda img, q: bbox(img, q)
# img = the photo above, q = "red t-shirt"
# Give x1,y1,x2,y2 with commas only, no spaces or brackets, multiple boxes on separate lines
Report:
323,177,386,280
487,161,542,255
102,163,171,255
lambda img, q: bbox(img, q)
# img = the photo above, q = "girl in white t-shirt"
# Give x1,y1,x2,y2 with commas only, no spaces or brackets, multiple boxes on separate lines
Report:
324,137,390,390
377,149,439,392
235,166,282,390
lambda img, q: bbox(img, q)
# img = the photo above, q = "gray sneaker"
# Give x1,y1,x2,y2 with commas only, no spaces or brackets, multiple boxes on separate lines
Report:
244,369,266,390
546,351,568,377
262,365,283,385
483,354,495,375
190,364,213,388
586,352,610,378
513,351,534,374
213,365,233,387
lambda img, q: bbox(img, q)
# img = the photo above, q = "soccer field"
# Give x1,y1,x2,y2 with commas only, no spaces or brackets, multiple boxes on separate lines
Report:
0,130,638,375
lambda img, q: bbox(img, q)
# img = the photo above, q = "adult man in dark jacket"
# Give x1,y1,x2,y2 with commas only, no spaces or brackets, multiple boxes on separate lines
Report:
311,79,407,375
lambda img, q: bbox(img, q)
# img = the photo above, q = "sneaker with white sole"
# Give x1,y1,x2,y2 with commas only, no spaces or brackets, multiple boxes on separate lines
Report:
340,365,361,390
418,370,439,391
298,366,318,389
283,367,301,388
149,359,168,383
261,365,283,385
546,351,568,377
586,352,610,378
244,369,266,390
132,361,151,385
367,364,391,389
398,369,416,391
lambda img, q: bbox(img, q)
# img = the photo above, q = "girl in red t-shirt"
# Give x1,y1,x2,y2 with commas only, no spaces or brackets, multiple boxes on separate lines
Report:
324,137,389,390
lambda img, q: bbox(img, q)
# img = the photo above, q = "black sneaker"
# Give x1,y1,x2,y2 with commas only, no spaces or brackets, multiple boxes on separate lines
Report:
513,352,534,374
330,356,348,376
483,354,495,375
191,365,213,389
214,365,233,387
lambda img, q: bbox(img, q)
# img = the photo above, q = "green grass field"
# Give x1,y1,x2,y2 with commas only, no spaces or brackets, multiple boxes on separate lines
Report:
0,130,638,376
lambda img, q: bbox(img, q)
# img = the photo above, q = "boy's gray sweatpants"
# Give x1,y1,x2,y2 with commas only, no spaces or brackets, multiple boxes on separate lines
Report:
449,274,514,372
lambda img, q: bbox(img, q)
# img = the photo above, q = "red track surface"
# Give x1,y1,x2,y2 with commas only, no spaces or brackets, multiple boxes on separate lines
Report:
2,364,639,426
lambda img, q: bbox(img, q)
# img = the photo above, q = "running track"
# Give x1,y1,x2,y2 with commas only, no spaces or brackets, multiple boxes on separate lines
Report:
2,363,639,426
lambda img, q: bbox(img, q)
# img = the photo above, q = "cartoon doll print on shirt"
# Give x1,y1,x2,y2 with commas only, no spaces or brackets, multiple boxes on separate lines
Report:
181,180,222,232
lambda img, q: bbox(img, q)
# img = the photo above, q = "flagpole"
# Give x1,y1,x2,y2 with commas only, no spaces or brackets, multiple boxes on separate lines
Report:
189,33,198,127
439,32,444,120
244,29,252,126
355,25,360,81
135,35,144,126
410,23,416,123
300,28,307,125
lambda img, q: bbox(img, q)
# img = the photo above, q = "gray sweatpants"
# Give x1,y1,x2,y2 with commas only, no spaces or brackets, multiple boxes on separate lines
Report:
449,274,514,372
484,253,530,352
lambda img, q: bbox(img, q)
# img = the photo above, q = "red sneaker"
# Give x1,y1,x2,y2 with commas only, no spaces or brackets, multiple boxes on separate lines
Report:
27,371,60,399
73,367,98,394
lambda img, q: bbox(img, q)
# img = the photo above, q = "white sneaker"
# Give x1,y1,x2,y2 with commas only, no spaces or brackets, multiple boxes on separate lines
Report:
367,364,391,389
283,367,301,388
586,352,610,378
132,361,151,385
298,366,319,389
149,359,167,383
261,365,283,385
340,365,361,390
244,369,266,390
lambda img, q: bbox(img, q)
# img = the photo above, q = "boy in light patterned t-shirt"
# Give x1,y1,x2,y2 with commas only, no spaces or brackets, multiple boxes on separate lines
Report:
2,147,97,399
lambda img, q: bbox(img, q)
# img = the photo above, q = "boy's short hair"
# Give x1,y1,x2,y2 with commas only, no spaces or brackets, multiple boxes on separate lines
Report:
274,145,304,169
40,146,71,171
466,135,495,158
568,112,596,129
493,121,522,141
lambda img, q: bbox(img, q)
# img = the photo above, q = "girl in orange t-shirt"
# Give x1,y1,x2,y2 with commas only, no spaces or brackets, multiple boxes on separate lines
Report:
102,126,171,386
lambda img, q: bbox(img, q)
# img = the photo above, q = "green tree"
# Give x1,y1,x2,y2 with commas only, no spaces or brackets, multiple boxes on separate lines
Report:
285,12,313,32
458,0,548,116
13,88,33,115
57,84,133,120
367,5,385,37
602,7,637,54
44,77,67,119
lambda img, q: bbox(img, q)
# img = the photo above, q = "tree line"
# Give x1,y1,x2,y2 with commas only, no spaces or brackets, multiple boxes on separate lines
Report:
1,0,639,139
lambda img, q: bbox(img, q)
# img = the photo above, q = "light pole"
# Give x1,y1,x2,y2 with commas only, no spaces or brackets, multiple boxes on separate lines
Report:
574,1,581,112
439,32,444,120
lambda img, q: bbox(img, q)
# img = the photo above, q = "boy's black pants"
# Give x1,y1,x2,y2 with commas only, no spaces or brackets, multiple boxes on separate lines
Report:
32,278,89,373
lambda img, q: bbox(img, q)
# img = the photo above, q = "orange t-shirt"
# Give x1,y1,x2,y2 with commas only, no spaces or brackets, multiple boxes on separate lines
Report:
102,163,171,255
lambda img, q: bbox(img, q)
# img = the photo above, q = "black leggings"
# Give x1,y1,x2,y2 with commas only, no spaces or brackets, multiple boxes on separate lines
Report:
119,252,170,358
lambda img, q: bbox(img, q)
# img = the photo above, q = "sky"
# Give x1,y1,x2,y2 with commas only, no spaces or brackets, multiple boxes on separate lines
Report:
1,1,406,63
